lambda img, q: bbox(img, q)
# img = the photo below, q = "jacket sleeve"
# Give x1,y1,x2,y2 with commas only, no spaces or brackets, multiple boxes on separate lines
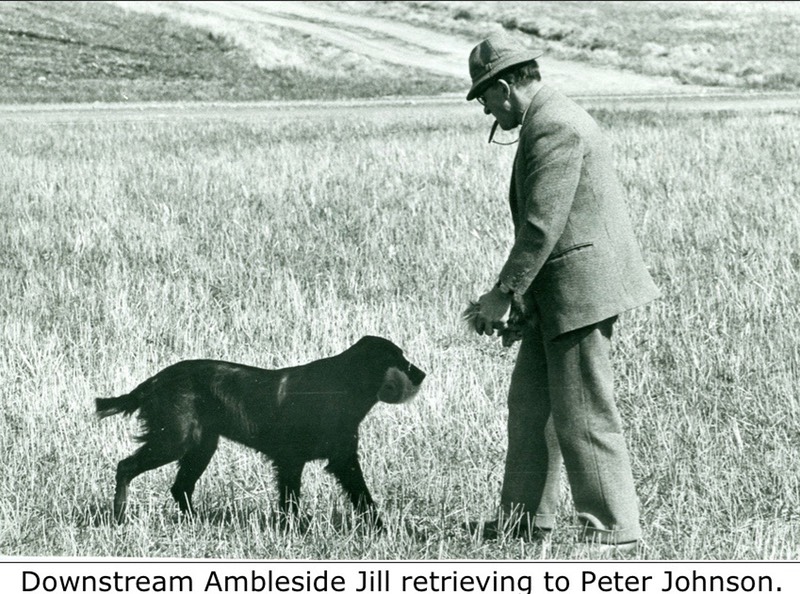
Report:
498,121,584,294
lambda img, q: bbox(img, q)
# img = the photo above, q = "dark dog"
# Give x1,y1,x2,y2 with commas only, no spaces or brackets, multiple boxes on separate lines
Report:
95,335,425,528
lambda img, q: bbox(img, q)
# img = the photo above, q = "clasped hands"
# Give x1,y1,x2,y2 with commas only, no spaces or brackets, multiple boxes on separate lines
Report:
462,285,526,347
473,285,512,336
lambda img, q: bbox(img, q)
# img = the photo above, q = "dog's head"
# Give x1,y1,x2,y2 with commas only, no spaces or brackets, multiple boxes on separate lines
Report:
349,336,426,404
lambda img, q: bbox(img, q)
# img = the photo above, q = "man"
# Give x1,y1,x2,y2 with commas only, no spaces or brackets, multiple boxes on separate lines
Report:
465,34,660,551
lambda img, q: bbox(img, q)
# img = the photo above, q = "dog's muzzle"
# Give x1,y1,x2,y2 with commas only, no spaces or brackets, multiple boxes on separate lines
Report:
378,364,426,404
408,364,426,387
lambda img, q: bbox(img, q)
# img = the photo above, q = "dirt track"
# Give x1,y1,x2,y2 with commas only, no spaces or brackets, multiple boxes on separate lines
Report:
2,91,799,124
3,1,799,122
115,0,712,96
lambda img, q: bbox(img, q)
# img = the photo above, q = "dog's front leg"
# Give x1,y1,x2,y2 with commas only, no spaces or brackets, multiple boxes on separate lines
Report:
275,461,304,529
326,454,383,531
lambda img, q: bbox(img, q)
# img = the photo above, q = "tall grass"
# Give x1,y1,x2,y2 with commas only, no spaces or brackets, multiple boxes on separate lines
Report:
1,105,798,559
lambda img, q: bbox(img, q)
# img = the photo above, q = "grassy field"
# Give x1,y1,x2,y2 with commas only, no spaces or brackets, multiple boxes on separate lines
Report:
336,1,800,90
1,102,799,560
0,1,461,104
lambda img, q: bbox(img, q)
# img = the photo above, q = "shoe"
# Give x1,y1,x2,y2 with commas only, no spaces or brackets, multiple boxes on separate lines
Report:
573,540,640,559
464,519,551,542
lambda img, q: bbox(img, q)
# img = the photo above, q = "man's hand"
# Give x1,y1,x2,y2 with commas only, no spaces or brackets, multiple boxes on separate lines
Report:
474,285,513,336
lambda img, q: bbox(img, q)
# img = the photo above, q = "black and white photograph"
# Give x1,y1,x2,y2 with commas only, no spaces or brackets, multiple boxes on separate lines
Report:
1,0,799,562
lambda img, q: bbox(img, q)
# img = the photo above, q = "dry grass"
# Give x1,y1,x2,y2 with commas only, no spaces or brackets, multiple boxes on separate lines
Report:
1,104,799,559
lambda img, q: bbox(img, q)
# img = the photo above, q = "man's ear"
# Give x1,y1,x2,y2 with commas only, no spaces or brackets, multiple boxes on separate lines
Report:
498,79,512,99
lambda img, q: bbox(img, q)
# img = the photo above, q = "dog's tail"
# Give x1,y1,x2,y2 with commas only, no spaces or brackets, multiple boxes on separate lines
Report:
95,392,141,419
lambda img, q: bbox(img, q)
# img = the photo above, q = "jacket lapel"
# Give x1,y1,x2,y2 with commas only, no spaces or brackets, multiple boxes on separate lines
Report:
509,84,554,232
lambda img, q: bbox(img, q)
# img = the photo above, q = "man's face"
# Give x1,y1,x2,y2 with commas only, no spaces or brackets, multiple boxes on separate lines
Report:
478,80,517,130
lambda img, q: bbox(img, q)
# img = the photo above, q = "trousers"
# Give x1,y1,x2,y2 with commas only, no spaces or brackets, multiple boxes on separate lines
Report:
500,315,642,544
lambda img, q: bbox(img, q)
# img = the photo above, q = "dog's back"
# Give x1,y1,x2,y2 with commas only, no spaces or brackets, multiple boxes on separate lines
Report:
100,356,375,451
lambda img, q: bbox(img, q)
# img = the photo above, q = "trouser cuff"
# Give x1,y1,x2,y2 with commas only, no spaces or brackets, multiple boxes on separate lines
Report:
579,513,641,544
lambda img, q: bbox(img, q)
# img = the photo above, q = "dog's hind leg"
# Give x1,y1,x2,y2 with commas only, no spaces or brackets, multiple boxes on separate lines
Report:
114,440,187,524
326,453,383,530
170,433,219,515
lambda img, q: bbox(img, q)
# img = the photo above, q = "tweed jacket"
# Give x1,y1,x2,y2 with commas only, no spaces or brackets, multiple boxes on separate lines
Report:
498,84,660,340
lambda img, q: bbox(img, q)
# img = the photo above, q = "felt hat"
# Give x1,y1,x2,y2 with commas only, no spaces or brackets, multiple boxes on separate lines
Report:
466,34,542,101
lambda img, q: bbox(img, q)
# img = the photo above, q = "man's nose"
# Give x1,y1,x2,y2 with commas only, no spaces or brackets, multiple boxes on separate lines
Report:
483,105,491,115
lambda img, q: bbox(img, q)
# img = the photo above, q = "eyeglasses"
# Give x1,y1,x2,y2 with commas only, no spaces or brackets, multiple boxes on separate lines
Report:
476,80,505,106
476,82,496,106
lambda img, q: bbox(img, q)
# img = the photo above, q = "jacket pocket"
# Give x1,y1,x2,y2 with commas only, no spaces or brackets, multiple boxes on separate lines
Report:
547,242,595,264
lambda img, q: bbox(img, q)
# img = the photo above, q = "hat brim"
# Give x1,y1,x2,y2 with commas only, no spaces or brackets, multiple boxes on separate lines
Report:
466,50,543,101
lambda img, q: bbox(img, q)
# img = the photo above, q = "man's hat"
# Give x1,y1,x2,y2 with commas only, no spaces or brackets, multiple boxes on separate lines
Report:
466,34,542,101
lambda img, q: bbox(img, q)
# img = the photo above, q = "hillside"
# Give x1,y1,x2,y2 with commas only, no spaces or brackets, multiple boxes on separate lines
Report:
2,1,799,105
0,1,461,104
332,1,800,91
